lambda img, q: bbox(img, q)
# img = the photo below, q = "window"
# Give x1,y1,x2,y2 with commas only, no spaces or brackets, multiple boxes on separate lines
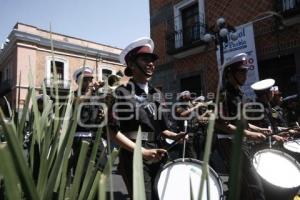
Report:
50,61,64,80
182,3,200,45
45,56,69,88
173,0,205,48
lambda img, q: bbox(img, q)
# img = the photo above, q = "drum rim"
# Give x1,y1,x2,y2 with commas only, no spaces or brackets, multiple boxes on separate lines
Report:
154,158,224,199
252,148,300,189
283,139,300,153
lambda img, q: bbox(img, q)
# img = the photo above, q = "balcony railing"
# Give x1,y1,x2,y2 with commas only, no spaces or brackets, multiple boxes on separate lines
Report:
166,19,207,54
0,79,12,94
44,78,71,89
277,0,300,17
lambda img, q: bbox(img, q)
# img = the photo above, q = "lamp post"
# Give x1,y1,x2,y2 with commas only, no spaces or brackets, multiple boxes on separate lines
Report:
203,17,238,65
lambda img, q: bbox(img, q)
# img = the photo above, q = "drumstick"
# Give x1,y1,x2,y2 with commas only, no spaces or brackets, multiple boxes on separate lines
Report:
165,132,189,151
182,120,188,160
166,122,189,152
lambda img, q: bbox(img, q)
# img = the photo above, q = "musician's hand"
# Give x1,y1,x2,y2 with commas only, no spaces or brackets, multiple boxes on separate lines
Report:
288,129,298,136
173,132,188,143
246,131,267,141
272,135,287,143
93,81,105,90
198,117,209,125
258,128,272,135
142,148,167,162
86,81,104,95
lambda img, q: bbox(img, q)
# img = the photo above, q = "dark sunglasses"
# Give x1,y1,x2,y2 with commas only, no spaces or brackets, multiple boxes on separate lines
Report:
138,54,156,62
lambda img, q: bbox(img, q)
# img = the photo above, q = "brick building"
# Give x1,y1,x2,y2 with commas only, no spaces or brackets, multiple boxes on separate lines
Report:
0,23,125,111
149,0,300,100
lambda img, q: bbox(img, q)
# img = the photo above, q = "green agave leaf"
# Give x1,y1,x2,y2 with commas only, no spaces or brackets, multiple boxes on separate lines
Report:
0,143,21,200
198,113,215,200
87,171,101,200
70,141,89,200
17,88,32,143
189,175,194,200
58,91,74,151
228,120,244,200
133,126,146,200
18,88,32,143
77,161,96,200
0,109,39,200
99,148,119,200
42,101,79,200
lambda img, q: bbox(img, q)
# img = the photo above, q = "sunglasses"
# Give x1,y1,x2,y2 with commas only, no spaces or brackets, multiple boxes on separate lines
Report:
138,54,156,63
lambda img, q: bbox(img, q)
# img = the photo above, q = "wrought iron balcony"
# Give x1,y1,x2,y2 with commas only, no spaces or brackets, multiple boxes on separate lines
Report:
44,78,70,89
166,19,207,55
0,79,12,94
277,0,300,17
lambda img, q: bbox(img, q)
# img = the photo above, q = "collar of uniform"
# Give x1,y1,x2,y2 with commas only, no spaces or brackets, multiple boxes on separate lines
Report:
130,79,156,95
136,82,149,94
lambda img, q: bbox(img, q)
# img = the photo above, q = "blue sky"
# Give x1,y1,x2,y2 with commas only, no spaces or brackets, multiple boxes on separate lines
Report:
0,0,150,49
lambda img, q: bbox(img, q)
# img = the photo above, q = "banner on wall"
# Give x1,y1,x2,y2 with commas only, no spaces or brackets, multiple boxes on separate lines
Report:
217,22,259,101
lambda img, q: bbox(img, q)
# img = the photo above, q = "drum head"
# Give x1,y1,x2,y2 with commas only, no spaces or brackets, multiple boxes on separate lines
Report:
284,139,300,153
252,149,300,188
155,158,223,200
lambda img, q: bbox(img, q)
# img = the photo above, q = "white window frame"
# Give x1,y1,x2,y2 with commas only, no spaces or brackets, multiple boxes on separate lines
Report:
45,56,69,88
173,0,205,48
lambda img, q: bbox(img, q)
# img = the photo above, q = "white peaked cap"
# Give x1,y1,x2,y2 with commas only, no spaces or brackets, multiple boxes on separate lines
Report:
119,37,155,65
73,66,94,82
223,53,248,71
251,79,275,91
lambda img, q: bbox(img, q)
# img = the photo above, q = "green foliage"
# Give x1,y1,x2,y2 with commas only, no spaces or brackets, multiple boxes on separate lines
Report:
0,27,119,199
133,126,146,200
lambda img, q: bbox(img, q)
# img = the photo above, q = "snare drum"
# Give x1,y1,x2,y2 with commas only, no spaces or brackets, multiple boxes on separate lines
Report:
154,158,223,200
284,139,300,154
284,138,300,164
252,149,300,199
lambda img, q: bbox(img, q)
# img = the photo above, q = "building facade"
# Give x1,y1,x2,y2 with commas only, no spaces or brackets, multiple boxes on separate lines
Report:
149,0,300,100
0,23,125,111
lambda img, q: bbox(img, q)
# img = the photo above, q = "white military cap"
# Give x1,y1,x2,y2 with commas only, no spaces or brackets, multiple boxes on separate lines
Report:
119,37,158,76
251,79,275,92
194,96,205,102
223,53,248,72
73,66,94,82
177,90,191,101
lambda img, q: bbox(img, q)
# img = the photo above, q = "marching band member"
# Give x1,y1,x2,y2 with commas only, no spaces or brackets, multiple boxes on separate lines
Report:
270,86,288,127
175,90,209,159
69,67,106,178
215,53,267,200
250,79,290,140
108,37,185,200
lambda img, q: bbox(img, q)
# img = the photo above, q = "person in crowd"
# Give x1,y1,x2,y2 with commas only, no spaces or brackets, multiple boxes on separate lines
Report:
174,90,209,159
282,94,300,127
270,86,288,127
108,37,186,200
215,53,271,200
69,66,106,178
251,79,293,138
